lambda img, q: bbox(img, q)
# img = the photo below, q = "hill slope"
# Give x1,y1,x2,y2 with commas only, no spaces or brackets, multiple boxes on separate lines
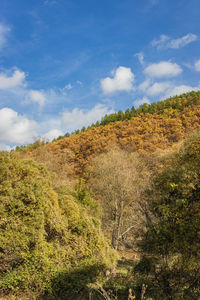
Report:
24,91,200,178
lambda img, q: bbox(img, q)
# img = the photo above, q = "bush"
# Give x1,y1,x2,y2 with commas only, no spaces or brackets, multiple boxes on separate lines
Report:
0,152,116,298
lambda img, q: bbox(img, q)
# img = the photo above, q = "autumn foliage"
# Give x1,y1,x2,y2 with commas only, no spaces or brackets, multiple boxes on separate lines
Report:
26,98,200,178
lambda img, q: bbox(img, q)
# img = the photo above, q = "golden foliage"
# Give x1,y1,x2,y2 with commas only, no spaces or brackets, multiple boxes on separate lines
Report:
25,104,200,178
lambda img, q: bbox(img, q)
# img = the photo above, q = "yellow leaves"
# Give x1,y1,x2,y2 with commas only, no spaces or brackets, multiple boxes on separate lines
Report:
21,101,200,178
188,182,196,189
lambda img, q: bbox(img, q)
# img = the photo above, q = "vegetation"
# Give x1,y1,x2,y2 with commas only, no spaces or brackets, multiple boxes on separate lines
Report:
16,90,200,153
134,131,200,299
0,152,115,299
16,90,200,179
1,90,200,299
87,149,152,250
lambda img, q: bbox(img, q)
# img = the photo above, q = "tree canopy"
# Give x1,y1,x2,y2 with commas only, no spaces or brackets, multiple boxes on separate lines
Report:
0,152,116,298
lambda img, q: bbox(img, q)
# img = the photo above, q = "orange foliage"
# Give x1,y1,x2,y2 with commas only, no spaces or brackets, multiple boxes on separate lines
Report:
26,104,200,177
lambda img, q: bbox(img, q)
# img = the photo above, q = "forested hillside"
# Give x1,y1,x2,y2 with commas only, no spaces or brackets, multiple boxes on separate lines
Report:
22,91,200,178
1,91,200,299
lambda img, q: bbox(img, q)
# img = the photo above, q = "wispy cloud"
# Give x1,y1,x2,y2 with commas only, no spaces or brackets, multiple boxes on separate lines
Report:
0,23,10,51
151,34,169,49
194,60,200,72
152,33,198,49
135,52,144,65
44,0,58,5
64,83,73,90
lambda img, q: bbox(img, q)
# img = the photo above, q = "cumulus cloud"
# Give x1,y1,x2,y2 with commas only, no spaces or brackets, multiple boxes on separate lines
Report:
61,104,114,130
133,96,150,108
139,78,199,98
0,23,10,50
0,69,26,89
194,60,200,72
101,66,134,94
43,129,64,141
146,82,171,96
152,33,198,49
0,108,38,144
144,61,182,78
28,90,46,106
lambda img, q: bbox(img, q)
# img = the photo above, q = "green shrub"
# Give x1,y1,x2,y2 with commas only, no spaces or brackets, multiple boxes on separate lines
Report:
0,152,116,298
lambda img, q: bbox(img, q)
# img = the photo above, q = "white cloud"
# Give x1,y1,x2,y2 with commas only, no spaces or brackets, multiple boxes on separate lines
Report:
194,60,200,72
165,85,199,98
168,33,198,49
101,66,134,94
43,129,63,141
133,96,150,108
64,83,73,90
0,68,70,108
77,80,83,86
0,23,10,50
0,104,114,148
39,104,114,140
0,108,38,144
146,82,171,96
61,104,114,130
151,34,169,49
152,33,198,49
144,61,182,78
138,79,151,91
28,90,46,106
0,69,26,89
139,78,199,98
135,52,144,65
0,144,12,151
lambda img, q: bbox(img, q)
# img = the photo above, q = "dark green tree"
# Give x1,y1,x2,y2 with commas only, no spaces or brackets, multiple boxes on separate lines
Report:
136,131,200,300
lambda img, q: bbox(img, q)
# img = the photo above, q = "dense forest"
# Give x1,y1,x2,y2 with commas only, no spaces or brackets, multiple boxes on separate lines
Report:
1,91,200,299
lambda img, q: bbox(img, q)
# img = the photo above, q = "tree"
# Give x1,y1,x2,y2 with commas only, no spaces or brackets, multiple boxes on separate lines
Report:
88,148,151,250
136,131,200,299
0,152,116,297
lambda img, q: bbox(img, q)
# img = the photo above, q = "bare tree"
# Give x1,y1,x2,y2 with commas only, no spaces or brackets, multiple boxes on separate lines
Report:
88,148,151,250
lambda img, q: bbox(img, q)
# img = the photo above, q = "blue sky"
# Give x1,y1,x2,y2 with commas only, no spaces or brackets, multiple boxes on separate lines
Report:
0,0,200,149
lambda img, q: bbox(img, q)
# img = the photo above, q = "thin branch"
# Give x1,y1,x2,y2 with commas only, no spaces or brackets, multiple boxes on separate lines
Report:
119,225,135,239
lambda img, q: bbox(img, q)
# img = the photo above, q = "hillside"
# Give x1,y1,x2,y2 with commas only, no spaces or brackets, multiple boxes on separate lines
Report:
2,90,200,299
23,91,200,178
